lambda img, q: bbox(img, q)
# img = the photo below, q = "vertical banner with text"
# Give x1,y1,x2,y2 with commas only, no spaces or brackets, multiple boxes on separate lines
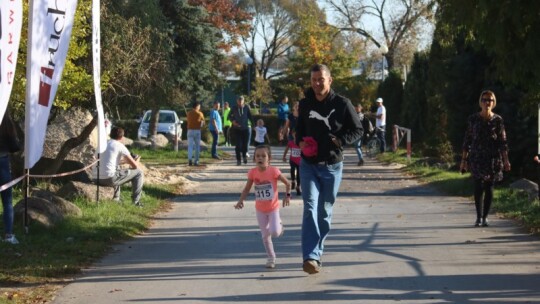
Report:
24,0,79,169
92,0,106,153
0,0,23,122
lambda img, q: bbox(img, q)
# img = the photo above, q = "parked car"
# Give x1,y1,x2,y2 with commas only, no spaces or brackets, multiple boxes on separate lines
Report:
137,110,182,141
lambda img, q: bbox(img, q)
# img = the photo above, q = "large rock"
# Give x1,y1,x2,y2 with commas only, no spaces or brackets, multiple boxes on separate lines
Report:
42,107,97,166
151,134,169,147
13,197,66,228
32,189,83,217
56,181,115,202
510,178,538,201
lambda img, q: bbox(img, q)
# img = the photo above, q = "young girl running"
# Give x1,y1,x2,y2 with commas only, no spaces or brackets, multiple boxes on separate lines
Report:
235,145,291,268
253,119,270,146
282,130,302,195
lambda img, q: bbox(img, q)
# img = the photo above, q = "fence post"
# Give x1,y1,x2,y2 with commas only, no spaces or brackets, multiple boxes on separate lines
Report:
392,124,398,152
393,125,412,162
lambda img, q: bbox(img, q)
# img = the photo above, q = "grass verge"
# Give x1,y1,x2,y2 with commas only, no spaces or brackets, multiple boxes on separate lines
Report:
379,149,540,233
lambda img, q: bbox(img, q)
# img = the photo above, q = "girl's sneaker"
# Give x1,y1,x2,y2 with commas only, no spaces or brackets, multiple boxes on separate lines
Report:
4,235,19,244
266,258,276,269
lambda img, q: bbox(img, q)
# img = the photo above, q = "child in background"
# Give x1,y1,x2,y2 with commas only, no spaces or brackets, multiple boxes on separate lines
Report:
235,145,291,268
253,119,270,147
282,130,302,196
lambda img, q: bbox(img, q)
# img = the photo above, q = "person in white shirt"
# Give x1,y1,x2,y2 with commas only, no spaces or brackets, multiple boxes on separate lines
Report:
93,127,144,206
375,97,386,153
253,119,270,147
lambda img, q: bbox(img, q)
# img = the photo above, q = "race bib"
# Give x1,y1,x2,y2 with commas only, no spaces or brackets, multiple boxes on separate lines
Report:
291,148,301,158
254,183,274,201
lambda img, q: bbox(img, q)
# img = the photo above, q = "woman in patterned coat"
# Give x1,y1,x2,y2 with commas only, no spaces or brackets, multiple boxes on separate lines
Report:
460,90,511,227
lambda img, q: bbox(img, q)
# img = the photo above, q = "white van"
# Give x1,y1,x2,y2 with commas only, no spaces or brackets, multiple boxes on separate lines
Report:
137,110,182,141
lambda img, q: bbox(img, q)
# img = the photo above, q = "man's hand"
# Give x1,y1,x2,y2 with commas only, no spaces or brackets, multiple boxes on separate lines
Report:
330,134,341,148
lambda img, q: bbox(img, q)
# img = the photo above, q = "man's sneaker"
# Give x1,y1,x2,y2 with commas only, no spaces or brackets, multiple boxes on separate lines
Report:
266,258,276,269
482,218,489,227
474,218,481,227
134,202,144,207
357,159,364,166
188,160,193,166
237,160,241,166
243,157,248,164
4,235,19,245
303,259,321,274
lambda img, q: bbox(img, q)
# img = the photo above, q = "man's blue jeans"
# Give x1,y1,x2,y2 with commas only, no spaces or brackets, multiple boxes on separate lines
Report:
187,129,201,163
0,155,14,235
210,130,219,157
377,127,386,153
354,138,363,161
300,160,343,262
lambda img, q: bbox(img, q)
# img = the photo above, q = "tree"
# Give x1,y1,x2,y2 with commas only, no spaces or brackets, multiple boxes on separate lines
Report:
101,0,172,117
188,0,252,51
324,0,437,71
401,52,429,143
160,0,224,102
238,0,320,80
286,8,359,88
437,0,540,108
377,70,403,134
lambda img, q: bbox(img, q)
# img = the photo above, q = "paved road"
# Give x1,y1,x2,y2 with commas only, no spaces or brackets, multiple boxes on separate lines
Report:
53,146,540,303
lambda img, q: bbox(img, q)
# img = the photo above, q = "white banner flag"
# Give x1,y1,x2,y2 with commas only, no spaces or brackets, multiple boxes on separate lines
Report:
24,0,79,169
0,0,23,122
92,0,106,153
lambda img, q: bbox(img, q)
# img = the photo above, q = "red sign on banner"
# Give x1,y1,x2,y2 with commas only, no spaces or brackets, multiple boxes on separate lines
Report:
38,67,54,107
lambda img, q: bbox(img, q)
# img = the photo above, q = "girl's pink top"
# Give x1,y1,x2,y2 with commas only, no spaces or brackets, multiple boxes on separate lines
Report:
248,166,282,212
287,140,301,166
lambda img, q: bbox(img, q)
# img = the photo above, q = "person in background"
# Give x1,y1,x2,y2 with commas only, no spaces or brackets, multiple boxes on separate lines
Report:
222,102,232,147
186,102,205,166
375,98,386,153
209,101,223,160
460,90,510,227
296,64,363,274
254,119,271,147
229,96,254,165
282,130,302,196
277,96,290,143
0,112,20,244
234,145,291,269
354,104,366,166
93,127,144,207
281,101,299,141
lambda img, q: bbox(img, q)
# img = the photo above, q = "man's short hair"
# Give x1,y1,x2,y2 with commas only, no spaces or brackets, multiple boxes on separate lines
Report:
237,96,245,102
310,64,331,76
192,102,200,108
110,127,124,140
